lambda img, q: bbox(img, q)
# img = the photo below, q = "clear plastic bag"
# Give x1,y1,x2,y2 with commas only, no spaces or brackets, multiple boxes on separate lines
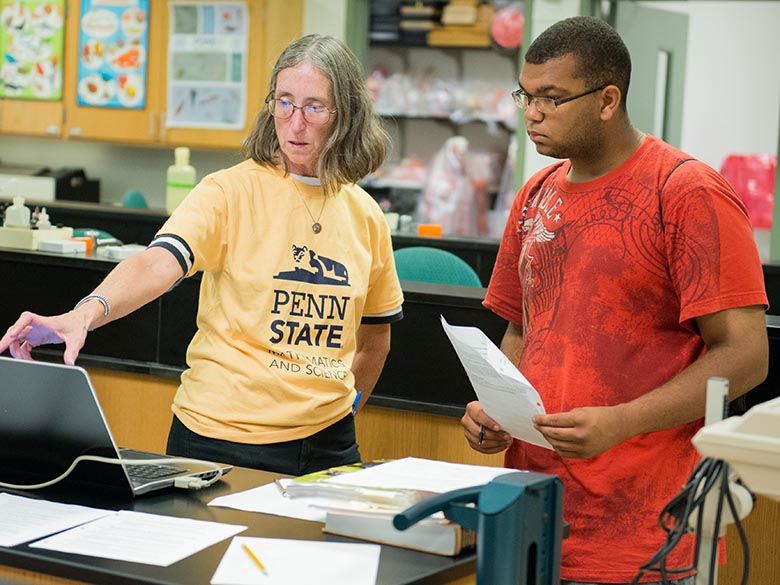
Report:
418,136,476,236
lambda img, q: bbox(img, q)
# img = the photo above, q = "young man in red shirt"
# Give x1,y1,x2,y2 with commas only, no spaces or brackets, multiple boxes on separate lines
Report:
462,16,768,585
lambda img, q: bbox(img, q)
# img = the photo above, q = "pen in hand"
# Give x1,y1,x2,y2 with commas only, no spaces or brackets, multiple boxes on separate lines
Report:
243,543,269,576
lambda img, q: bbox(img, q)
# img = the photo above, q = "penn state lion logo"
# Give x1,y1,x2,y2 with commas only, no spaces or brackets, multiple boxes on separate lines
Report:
274,244,350,286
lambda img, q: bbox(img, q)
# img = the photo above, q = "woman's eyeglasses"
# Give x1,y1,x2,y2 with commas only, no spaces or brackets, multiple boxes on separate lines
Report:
267,97,336,125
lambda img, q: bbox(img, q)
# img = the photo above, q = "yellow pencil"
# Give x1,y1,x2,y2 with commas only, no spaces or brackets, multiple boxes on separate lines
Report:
242,543,269,575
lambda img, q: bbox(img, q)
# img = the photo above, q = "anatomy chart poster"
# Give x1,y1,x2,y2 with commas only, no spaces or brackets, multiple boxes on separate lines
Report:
166,2,247,130
0,1,65,100
76,0,149,109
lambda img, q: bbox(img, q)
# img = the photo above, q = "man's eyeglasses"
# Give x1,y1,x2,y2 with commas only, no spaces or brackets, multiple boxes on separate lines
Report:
267,97,336,125
511,84,608,114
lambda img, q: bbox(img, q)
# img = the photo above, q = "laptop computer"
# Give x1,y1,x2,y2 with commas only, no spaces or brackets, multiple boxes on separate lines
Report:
0,356,232,498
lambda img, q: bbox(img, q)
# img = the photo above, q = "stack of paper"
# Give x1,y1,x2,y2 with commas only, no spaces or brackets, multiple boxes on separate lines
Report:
0,492,247,567
209,457,513,520
208,457,515,555
0,493,112,547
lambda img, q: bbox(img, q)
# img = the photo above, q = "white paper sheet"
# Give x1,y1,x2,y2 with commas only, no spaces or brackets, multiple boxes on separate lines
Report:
441,316,552,449
29,510,246,566
324,457,513,493
211,536,380,585
208,480,327,522
0,492,113,547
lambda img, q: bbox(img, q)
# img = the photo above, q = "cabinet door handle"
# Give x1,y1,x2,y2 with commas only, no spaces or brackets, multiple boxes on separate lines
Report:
148,112,157,138
159,111,167,141
45,125,60,135
68,127,83,137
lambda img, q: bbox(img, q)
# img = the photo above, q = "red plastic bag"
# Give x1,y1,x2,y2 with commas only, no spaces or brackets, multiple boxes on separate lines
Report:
720,154,776,228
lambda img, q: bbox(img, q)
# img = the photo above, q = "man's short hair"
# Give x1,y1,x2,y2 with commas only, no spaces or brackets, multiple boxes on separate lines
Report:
525,16,632,109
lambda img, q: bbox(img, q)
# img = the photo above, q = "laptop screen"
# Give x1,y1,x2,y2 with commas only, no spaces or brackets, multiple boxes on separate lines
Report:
0,357,134,499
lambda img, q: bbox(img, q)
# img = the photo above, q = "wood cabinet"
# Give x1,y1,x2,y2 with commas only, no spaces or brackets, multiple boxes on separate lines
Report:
60,0,164,145
0,99,64,138
1,0,303,149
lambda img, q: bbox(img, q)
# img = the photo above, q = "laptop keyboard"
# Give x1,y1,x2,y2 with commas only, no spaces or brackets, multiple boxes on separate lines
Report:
126,463,189,480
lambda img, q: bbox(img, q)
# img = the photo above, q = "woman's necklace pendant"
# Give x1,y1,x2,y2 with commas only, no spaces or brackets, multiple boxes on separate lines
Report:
312,222,322,234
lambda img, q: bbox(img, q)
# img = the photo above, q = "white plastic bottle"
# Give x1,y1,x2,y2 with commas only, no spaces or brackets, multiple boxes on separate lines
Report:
3,196,31,228
165,147,196,215
36,207,52,229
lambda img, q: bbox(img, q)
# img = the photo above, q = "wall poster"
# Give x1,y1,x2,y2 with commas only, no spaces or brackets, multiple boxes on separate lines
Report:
76,0,149,109
166,1,247,130
0,0,65,100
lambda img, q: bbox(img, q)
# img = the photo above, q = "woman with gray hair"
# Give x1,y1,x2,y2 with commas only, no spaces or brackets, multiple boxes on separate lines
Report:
0,35,403,475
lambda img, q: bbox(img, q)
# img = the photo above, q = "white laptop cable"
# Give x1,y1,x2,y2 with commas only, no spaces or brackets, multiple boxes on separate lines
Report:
0,456,224,491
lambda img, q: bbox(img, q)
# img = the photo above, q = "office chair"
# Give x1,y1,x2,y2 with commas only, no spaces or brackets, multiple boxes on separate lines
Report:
394,246,483,287
121,190,149,209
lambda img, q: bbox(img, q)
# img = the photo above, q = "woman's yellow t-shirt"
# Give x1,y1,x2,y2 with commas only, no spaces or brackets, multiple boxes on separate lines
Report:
151,161,403,443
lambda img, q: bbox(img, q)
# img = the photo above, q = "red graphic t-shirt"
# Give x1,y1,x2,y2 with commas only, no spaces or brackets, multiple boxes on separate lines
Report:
484,136,767,583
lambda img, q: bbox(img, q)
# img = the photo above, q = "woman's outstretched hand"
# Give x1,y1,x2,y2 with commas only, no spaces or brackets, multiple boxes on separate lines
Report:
0,311,91,365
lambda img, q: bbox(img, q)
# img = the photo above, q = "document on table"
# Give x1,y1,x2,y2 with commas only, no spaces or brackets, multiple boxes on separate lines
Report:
0,492,113,547
208,480,328,522
29,510,246,566
324,457,513,493
441,316,552,449
211,536,380,585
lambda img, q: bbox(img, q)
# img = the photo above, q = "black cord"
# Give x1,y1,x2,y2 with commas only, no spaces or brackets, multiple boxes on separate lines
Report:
630,457,751,585
631,460,715,583
723,474,751,585
708,472,727,581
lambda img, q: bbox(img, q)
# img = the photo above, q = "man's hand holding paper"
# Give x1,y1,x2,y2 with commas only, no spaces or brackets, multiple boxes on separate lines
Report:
441,316,552,450
462,402,513,454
